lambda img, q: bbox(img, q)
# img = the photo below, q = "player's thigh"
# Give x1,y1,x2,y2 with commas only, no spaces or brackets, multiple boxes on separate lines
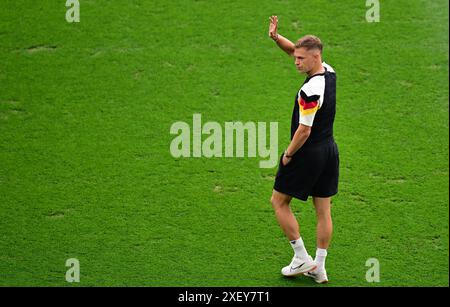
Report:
271,189,293,208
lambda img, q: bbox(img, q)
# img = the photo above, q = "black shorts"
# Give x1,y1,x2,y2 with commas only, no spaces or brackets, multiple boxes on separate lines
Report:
273,139,339,201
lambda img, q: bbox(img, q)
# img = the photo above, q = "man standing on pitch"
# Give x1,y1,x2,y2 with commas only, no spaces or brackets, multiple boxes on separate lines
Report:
268,16,339,284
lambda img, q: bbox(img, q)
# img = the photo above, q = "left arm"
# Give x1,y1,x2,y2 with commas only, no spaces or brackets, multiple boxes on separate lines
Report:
282,124,311,165
283,78,324,165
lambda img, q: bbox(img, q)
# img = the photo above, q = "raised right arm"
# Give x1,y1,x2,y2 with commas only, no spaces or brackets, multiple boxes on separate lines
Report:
268,16,295,56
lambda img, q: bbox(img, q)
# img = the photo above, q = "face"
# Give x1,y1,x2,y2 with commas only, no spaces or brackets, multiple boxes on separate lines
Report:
294,47,320,74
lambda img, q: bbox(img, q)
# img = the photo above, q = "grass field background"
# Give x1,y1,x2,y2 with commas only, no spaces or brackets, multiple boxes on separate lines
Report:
0,0,448,286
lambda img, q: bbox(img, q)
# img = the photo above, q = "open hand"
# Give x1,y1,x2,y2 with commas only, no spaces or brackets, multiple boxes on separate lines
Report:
269,15,278,40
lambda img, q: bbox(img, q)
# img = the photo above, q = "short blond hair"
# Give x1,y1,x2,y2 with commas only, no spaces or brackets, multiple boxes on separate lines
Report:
294,35,323,53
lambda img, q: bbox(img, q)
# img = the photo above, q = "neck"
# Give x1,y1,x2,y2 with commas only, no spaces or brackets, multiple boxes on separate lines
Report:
307,62,325,77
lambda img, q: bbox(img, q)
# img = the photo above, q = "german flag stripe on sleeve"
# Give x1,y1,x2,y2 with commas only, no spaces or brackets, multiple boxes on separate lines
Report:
299,90,320,116
298,97,319,115
300,90,320,103
299,97,318,110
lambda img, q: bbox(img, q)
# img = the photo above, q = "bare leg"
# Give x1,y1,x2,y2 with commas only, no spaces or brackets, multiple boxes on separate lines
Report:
270,190,299,241
312,197,333,249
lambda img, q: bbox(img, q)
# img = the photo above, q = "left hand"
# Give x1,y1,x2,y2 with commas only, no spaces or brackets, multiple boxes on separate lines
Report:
282,153,292,166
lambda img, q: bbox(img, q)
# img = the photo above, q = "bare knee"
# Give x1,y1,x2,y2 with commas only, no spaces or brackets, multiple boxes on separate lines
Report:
271,196,288,211
313,197,332,219
271,190,292,210
316,209,332,221
270,195,279,208
315,206,332,222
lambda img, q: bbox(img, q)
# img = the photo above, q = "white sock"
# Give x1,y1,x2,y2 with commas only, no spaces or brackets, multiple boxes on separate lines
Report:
315,248,328,271
290,237,309,260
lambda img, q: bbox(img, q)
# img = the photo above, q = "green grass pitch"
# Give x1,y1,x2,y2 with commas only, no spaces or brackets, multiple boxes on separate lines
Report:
0,0,448,286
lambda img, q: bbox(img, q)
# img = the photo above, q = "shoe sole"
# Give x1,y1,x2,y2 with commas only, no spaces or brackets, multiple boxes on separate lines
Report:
282,265,317,277
304,272,329,284
314,279,329,284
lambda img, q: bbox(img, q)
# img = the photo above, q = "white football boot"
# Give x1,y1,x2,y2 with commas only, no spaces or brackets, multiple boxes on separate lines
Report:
304,269,328,284
303,256,329,284
281,256,317,277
